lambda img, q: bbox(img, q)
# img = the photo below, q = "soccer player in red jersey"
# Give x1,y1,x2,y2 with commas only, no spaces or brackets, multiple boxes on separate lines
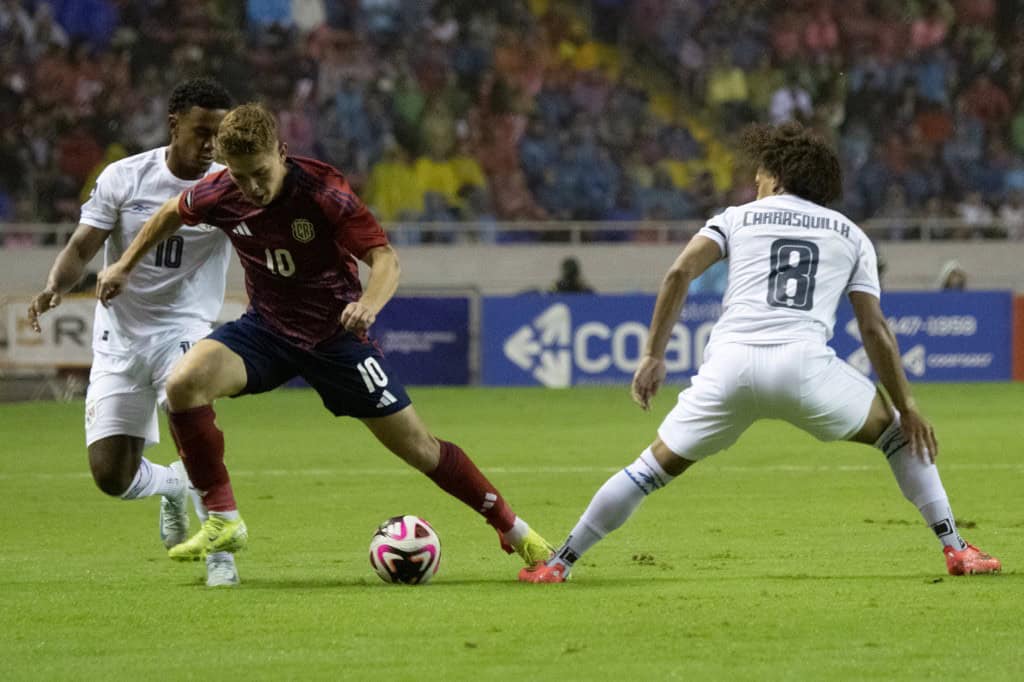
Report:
96,103,551,567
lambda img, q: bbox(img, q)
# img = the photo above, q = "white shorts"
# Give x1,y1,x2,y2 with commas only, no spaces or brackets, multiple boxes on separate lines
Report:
85,330,208,448
657,341,876,461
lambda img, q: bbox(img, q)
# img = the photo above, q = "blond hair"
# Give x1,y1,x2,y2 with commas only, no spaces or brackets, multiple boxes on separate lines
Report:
215,103,278,157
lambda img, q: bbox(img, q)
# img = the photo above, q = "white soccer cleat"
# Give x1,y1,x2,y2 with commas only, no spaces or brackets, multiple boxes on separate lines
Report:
206,551,240,587
159,460,190,549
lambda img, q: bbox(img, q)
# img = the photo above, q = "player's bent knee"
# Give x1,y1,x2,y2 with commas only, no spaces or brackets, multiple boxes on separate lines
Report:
87,436,143,496
87,451,136,497
165,368,208,410
849,390,893,445
90,468,132,497
651,438,697,477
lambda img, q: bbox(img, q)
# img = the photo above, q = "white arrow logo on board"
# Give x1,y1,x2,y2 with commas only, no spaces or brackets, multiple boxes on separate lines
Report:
902,344,926,377
846,344,926,378
502,303,572,388
845,317,862,341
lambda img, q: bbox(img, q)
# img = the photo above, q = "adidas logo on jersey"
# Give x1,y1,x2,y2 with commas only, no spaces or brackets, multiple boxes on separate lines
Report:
232,222,253,236
376,390,398,409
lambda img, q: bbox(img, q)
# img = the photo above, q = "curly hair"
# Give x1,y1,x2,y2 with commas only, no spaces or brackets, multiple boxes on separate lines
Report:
167,77,232,115
214,103,278,157
739,122,842,205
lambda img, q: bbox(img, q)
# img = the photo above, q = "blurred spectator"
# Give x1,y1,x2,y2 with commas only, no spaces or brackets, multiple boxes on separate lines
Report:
551,257,593,294
963,73,1011,130
414,148,461,210
918,196,950,239
997,190,1024,239
877,185,914,240
937,259,967,290
706,50,750,127
910,1,953,52
1,0,1023,244
956,191,995,238
0,0,32,42
769,74,812,125
365,138,422,222
277,80,317,156
247,0,293,32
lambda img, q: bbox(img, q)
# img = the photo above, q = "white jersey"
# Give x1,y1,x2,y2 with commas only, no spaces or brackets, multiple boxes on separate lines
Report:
80,147,232,352
698,194,880,347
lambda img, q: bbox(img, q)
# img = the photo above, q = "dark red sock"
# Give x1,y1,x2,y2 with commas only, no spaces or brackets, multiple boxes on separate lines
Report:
426,440,516,533
168,405,236,512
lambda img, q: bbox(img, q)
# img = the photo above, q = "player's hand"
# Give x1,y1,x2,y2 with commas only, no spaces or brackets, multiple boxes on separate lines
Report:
631,355,666,411
27,289,61,333
96,262,130,307
341,301,376,334
900,407,938,463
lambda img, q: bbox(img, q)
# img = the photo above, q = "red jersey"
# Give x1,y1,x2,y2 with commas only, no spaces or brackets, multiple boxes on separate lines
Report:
179,156,389,348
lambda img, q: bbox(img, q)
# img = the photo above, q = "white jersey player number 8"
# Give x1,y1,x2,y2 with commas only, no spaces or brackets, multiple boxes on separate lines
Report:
767,238,819,311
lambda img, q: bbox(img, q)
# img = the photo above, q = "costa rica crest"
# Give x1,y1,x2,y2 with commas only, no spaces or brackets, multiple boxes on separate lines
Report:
291,218,315,243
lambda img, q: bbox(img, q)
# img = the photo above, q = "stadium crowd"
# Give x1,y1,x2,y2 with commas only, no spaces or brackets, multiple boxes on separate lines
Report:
1,0,1024,244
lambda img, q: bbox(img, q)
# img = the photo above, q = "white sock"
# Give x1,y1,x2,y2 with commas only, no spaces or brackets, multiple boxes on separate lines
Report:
210,510,240,521
502,517,530,547
549,448,675,572
187,481,209,522
206,551,236,566
876,412,967,550
120,457,184,500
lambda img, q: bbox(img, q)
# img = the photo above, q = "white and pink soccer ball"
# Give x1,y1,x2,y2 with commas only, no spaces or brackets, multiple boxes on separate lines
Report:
369,515,442,584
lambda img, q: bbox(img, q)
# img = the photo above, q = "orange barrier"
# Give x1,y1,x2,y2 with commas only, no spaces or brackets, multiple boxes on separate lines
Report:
1014,296,1024,381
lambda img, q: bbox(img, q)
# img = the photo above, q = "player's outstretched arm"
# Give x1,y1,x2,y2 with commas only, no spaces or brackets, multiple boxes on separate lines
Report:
28,224,109,332
632,235,721,410
849,291,938,462
96,196,184,306
341,245,400,334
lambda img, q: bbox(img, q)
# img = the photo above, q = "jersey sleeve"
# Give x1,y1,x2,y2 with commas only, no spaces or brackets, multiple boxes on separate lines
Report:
845,235,881,298
697,207,734,257
323,179,389,259
79,164,127,230
178,171,227,226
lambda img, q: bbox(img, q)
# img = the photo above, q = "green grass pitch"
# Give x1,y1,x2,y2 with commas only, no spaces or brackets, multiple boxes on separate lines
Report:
1,384,1021,680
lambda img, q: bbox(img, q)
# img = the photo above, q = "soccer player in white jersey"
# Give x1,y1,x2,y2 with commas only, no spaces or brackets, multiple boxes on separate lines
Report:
27,78,241,587
521,123,1001,583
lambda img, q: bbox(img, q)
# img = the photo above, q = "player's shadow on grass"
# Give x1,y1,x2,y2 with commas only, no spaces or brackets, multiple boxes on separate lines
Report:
567,572,1012,587
231,577,521,590
179,571,1014,590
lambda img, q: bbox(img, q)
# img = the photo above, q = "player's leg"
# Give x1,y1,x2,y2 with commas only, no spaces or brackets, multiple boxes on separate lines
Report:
848,392,1000,575
360,405,553,565
87,435,145,496
164,315,300,561
162,339,251,560
523,344,754,583
795,346,999,574
299,332,551,564
154,336,239,584
85,358,191,546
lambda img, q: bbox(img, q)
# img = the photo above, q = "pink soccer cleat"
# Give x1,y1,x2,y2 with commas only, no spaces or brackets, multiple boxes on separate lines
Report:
944,543,1001,575
518,562,568,583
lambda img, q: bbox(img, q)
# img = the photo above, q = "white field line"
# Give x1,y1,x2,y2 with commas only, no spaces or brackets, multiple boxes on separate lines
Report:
1,462,1022,481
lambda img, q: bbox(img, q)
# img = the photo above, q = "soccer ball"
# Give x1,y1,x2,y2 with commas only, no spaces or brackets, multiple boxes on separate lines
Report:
369,515,442,584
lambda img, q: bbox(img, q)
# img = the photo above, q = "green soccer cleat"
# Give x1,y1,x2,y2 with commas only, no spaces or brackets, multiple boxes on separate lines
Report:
506,528,555,567
168,515,248,562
